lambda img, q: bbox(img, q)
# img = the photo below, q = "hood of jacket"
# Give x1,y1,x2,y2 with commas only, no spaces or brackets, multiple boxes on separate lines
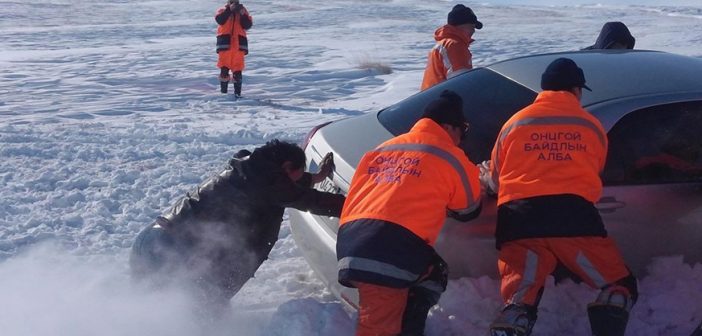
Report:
586,22,635,50
434,24,474,46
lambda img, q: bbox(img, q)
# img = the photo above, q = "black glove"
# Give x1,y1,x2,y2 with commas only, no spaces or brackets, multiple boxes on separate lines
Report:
318,152,335,178
225,1,239,11
311,152,335,184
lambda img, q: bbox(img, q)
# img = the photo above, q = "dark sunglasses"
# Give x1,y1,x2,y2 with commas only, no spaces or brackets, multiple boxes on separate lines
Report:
455,122,470,141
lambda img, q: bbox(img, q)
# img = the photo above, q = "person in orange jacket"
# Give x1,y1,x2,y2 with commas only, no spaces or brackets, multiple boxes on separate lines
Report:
420,4,482,91
336,90,483,336
481,58,637,336
215,0,252,97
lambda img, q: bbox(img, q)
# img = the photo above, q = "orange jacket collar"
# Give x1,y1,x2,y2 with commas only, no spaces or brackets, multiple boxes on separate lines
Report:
409,118,454,144
434,24,474,46
534,90,581,108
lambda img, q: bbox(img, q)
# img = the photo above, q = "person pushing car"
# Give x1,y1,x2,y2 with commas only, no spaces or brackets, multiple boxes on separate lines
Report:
481,58,638,336
336,90,483,336
130,140,345,314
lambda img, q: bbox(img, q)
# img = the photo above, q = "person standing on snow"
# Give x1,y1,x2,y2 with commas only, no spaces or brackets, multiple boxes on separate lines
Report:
215,0,252,97
336,90,483,336
420,4,482,91
130,140,345,311
582,21,635,50
481,58,637,336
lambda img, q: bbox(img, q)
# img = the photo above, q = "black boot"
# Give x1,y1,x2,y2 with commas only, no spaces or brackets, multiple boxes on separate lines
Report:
690,320,702,336
400,287,438,335
588,282,635,336
233,71,243,98
588,304,629,336
219,67,231,94
489,304,538,336
401,255,447,336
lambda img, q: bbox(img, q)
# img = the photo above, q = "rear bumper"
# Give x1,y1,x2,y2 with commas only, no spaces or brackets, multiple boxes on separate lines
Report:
288,205,500,310
289,209,359,309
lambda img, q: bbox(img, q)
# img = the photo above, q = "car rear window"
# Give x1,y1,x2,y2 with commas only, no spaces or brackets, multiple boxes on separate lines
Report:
377,68,536,163
604,100,702,185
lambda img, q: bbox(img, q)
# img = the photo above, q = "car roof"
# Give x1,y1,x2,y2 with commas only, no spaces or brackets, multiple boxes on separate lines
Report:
486,50,702,107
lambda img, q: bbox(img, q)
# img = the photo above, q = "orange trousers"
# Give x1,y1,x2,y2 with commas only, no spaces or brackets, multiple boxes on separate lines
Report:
354,282,409,336
498,237,631,305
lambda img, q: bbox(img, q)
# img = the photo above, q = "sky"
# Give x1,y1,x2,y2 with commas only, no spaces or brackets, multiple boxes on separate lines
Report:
0,0,701,335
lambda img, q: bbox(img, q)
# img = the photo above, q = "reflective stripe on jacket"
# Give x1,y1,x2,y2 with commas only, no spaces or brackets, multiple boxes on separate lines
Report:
337,218,437,288
215,6,252,71
420,25,474,91
490,91,608,206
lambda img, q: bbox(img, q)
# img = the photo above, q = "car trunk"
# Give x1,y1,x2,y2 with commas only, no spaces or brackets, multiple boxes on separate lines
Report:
598,183,702,275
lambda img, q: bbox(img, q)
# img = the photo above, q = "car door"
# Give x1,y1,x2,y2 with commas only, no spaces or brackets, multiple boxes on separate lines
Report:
600,101,702,275
432,69,536,278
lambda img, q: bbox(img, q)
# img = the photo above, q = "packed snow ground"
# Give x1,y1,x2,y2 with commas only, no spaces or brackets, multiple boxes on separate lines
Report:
1,0,701,335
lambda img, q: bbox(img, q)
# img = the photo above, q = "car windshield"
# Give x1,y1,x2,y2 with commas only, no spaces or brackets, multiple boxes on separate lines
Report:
377,68,537,163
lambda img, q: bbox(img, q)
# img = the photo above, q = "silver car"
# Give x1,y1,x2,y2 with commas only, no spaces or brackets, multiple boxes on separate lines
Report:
290,50,702,307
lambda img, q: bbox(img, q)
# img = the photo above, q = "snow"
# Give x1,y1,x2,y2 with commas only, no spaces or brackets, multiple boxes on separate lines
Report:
0,0,701,335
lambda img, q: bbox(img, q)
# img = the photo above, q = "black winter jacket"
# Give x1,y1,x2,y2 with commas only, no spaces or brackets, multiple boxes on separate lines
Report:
583,21,635,50
158,155,345,275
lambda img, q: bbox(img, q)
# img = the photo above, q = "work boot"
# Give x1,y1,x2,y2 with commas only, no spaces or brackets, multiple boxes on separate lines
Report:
401,287,438,335
690,320,702,336
489,304,537,336
218,69,231,94
233,71,242,98
588,285,634,336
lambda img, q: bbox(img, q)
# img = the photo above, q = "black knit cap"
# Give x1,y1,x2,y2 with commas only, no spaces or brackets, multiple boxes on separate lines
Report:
448,4,483,29
541,58,592,92
421,90,466,127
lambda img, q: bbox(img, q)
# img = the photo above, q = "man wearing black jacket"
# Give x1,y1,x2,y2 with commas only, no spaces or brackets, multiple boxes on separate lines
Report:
130,140,345,310
582,22,635,50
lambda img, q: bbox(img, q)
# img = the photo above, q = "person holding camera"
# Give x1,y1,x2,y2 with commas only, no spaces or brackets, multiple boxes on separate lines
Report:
215,0,252,97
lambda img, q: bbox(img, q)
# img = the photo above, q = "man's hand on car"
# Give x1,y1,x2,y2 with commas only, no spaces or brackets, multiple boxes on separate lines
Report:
312,152,335,184
478,160,497,196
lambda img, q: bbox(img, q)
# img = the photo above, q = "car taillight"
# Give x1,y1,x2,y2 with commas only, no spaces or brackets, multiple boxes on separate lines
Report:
301,121,333,150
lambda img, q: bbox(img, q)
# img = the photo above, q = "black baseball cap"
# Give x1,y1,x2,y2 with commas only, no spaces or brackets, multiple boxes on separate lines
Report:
448,5,483,29
421,90,466,127
541,58,592,92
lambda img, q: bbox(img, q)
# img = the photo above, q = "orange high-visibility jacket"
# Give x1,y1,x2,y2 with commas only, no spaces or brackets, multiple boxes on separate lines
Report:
490,91,608,206
215,6,252,71
341,118,482,246
420,25,474,91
